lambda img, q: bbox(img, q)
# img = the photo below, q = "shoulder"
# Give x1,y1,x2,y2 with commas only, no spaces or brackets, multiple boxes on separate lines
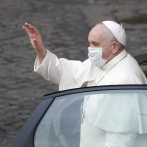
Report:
112,54,146,84
115,53,142,74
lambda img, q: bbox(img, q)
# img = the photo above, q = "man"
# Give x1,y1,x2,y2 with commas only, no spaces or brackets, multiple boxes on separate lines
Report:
23,21,147,91
23,21,147,147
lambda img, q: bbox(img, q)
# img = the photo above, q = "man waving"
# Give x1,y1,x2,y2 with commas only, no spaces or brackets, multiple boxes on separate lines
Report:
23,21,147,91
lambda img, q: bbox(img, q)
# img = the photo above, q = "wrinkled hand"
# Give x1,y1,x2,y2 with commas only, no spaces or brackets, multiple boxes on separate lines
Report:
23,23,47,62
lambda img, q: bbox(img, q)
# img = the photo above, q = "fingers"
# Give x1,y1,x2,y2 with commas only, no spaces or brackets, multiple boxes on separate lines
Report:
24,22,33,32
22,26,30,35
24,22,40,36
31,26,40,35
31,33,41,44
22,22,32,34
25,22,31,27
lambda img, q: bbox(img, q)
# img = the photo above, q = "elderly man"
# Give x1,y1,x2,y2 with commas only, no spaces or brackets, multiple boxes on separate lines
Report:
23,21,147,147
23,21,146,90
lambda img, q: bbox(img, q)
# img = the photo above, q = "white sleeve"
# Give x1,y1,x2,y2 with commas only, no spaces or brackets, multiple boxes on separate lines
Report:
34,49,63,85
105,132,137,147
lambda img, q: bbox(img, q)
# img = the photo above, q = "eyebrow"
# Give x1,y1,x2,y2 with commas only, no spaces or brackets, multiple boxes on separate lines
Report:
88,38,99,44
92,41,99,44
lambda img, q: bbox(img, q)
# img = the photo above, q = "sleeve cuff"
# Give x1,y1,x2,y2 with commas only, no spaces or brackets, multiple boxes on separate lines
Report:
34,49,48,71
33,49,63,85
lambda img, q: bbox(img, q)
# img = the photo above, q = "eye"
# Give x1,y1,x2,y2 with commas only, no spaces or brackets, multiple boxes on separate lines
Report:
93,42,99,46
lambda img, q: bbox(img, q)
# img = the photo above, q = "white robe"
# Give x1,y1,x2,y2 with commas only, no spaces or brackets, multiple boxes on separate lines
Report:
34,49,147,147
34,49,147,90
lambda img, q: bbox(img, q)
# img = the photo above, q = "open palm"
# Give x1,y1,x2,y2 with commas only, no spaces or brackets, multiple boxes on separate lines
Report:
23,23,47,62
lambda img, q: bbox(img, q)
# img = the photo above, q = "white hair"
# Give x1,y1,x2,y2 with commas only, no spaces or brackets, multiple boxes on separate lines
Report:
104,27,116,43
102,24,124,49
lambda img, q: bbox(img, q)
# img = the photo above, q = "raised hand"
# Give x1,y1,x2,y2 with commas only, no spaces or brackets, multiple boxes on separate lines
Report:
23,23,47,62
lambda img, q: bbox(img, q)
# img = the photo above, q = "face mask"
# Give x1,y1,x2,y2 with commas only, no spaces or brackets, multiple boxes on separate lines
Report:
88,43,113,68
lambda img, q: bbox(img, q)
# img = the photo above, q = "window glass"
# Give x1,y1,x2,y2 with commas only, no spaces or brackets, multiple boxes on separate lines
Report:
34,89,147,147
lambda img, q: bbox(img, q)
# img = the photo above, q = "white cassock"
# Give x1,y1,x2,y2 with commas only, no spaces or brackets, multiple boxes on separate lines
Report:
34,49,147,147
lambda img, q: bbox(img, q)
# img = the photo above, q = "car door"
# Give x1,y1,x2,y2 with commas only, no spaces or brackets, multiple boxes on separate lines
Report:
10,85,147,147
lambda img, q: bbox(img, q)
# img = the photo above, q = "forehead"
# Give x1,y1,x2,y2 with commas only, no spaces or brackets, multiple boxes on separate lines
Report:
88,24,107,43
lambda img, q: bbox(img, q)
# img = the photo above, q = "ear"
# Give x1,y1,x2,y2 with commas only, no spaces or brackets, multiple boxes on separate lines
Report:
111,42,120,54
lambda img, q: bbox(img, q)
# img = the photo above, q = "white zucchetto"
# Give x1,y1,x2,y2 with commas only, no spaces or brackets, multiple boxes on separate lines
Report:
102,21,126,46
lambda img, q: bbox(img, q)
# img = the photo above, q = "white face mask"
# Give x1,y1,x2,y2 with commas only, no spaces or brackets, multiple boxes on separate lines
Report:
88,43,113,68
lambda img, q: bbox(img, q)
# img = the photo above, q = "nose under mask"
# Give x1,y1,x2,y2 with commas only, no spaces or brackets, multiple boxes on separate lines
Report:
88,43,113,68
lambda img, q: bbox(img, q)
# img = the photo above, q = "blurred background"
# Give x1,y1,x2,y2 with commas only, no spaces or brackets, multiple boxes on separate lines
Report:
0,0,147,146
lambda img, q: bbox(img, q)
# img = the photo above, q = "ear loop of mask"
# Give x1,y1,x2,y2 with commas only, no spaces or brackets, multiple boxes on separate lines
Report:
103,42,115,50
102,42,114,60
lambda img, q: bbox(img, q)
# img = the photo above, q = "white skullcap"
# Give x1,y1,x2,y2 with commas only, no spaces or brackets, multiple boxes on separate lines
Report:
102,20,126,46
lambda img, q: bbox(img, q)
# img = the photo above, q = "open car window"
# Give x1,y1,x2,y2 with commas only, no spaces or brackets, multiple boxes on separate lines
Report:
34,89,147,147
